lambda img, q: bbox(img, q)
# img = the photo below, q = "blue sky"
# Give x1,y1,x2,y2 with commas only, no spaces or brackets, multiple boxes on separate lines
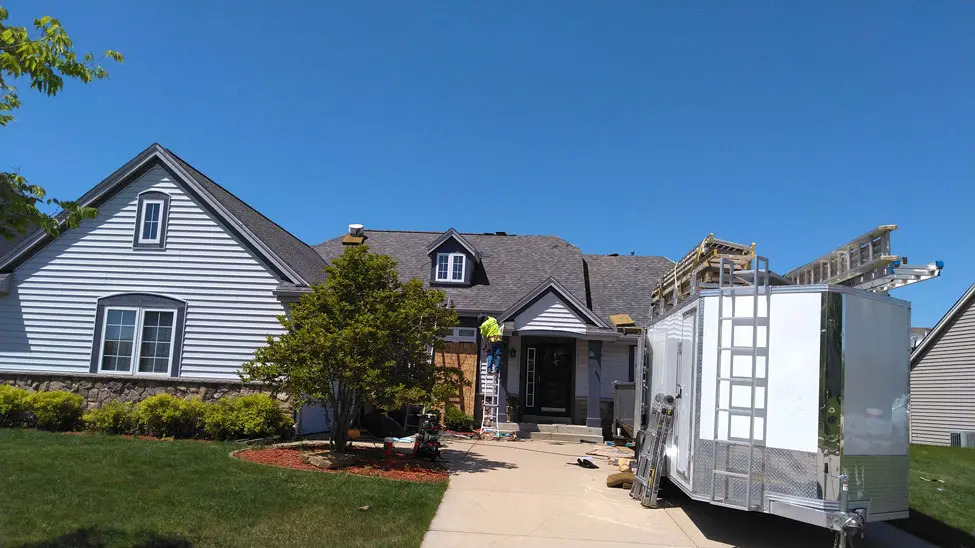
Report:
2,1,972,326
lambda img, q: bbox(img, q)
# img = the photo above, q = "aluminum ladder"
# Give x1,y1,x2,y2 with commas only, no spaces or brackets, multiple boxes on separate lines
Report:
711,256,770,510
479,367,500,437
630,393,676,508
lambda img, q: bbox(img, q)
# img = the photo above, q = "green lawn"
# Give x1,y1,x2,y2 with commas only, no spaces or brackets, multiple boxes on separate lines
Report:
0,429,446,548
895,444,975,547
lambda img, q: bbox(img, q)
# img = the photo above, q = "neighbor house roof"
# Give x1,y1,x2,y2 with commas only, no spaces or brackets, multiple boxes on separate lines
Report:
912,281,975,364
584,254,675,326
0,144,326,286
315,230,589,314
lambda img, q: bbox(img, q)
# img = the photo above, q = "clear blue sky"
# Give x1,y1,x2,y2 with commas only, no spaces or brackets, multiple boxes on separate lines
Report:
3,1,973,326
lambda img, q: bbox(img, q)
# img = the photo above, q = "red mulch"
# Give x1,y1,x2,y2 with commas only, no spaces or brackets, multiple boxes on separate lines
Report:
235,446,448,483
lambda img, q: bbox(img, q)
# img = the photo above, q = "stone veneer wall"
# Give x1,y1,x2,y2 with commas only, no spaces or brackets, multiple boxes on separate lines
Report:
0,371,291,410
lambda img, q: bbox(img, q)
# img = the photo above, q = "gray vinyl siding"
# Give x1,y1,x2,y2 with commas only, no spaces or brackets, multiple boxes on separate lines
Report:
910,296,975,445
513,291,587,335
0,165,286,380
600,342,631,397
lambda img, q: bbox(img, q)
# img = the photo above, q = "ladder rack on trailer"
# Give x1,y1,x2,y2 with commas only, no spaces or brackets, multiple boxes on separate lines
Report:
630,393,676,508
651,234,755,317
784,225,943,293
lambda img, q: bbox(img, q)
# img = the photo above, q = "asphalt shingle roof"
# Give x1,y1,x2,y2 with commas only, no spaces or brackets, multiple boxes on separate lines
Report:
315,230,589,314
2,144,327,286
584,254,675,326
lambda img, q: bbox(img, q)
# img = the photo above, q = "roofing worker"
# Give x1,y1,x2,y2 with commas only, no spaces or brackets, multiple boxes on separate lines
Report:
477,314,503,375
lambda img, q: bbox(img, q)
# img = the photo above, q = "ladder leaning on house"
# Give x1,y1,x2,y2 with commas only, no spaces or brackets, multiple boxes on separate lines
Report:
479,368,501,437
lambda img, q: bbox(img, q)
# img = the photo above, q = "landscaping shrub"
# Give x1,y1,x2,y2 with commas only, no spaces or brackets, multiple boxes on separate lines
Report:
443,405,476,432
0,385,30,427
27,391,84,431
83,401,135,435
134,394,206,438
203,394,293,440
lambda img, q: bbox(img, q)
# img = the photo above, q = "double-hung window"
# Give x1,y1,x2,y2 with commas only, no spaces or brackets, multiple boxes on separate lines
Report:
133,191,170,249
435,253,466,282
91,294,186,377
99,308,176,375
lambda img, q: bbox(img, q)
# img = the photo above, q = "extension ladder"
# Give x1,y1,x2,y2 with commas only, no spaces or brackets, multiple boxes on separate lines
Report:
630,393,676,508
480,368,501,437
711,256,770,510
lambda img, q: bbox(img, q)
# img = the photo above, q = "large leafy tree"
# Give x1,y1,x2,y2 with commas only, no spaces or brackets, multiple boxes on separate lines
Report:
0,4,123,240
242,246,460,452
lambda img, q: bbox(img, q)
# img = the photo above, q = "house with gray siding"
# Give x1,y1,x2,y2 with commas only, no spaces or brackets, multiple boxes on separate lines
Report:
315,230,673,435
0,143,673,438
910,281,975,445
0,144,326,428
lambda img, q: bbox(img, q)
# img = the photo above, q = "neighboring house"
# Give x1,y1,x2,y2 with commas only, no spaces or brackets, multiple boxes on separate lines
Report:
910,327,931,350
315,229,673,433
0,144,328,431
910,282,975,446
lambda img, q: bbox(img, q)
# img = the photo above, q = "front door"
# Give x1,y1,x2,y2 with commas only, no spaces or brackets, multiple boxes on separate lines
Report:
674,309,697,481
523,342,573,416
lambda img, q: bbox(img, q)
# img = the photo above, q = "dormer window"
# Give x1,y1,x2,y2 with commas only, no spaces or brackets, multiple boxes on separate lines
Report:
436,253,465,282
133,191,170,250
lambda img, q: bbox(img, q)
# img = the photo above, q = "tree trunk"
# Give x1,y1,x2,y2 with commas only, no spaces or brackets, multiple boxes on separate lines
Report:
328,383,359,453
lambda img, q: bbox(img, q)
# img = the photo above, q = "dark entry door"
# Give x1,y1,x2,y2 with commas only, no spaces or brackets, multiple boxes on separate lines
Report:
524,342,573,415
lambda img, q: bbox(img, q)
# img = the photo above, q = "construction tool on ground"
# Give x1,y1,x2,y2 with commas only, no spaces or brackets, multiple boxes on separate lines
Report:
785,225,942,293
650,234,755,318
479,366,501,438
629,393,676,508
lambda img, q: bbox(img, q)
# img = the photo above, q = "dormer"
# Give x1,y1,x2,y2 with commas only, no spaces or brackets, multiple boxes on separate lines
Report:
426,229,479,286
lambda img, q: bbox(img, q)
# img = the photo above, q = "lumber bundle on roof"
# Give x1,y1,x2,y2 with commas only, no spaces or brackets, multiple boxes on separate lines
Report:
650,234,755,317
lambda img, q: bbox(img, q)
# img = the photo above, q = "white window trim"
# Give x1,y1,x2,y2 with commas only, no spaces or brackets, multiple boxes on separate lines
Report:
138,199,165,244
98,306,176,377
435,252,466,282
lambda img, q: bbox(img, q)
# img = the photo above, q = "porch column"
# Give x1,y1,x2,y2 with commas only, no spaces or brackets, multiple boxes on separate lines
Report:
496,343,509,424
587,340,602,428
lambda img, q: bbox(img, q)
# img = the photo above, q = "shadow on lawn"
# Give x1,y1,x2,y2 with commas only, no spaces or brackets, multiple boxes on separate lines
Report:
19,528,192,548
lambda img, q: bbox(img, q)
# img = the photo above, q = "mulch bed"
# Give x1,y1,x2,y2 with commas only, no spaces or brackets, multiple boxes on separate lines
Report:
235,446,448,483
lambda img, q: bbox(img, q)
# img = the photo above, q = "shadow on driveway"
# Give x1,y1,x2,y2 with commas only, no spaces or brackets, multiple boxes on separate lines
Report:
439,442,519,474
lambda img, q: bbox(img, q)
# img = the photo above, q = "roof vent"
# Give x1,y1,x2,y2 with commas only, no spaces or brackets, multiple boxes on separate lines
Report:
343,223,366,245
495,231,507,236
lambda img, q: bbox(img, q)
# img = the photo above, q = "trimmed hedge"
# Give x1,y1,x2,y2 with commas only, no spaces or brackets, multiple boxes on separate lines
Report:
83,401,135,435
134,394,208,438
203,394,293,440
443,405,476,432
27,391,84,431
0,387,292,440
0,385,30,427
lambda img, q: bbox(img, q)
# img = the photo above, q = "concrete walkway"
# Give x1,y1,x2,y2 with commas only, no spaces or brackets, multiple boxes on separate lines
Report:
422,439,933,548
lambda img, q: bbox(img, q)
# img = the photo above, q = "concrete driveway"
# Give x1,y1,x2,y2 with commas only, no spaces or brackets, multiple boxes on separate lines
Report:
421,439,932,548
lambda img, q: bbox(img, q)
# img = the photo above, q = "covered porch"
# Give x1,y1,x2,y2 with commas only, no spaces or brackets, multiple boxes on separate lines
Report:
475,278,639,441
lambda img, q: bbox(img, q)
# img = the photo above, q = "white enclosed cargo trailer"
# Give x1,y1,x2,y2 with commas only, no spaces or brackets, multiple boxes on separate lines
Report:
635,267,910,542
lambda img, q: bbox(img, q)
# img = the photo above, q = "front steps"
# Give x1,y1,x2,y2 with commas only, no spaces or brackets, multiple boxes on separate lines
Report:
496,422,604,444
